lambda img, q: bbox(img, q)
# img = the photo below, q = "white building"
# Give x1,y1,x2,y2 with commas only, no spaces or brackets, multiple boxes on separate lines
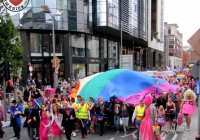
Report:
164,23,183,68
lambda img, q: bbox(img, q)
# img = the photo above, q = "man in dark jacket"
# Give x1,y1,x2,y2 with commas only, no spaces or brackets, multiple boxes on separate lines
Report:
23,100,40,140
60,101,76,140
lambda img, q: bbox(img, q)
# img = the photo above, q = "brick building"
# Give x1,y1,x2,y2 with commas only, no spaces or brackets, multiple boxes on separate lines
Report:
182,51,189,68
189,50,199,62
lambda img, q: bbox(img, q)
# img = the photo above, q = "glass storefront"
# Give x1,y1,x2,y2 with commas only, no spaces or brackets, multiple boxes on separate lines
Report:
72,64,86,80
100,38,107,58
88,64,100,75
30,33,42,56
30,33,63,57
108,41,118,69
71,34,85,57
87,35,99,58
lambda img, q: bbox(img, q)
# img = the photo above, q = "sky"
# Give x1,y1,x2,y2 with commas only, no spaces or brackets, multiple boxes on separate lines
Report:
164,0,200,46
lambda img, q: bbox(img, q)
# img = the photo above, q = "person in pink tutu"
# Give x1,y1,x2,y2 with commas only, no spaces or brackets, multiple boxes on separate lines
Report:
39,104,50,140
180,89,196,130
139,94,165,140
51,105,63,140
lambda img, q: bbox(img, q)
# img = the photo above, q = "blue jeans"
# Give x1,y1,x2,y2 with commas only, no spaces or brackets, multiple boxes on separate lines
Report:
80,119,88,136
114,115,120,131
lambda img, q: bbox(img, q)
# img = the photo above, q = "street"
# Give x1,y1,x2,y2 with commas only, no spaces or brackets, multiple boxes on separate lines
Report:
3,113,195,140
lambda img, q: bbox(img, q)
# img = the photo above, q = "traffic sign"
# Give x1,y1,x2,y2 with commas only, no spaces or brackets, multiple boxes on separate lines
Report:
29,66,33,72
51,56,60,68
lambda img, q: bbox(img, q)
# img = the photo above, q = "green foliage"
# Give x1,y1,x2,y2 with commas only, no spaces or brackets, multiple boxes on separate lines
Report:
0,10,23,77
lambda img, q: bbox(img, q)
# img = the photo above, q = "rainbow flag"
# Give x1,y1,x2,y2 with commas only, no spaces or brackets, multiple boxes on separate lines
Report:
33,97,43,109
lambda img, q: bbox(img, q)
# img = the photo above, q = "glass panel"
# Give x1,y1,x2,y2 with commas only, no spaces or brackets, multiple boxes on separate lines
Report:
88,64,99,75
32,8,46,29
30,33,42,56
71,34,85,57
104,39,107,58
68,0,76,11
87,36,99,58
108,41,118,69
44,64,51,86
45,0,56,8
32,0,45,7
20,7,33,29
43,34,50,56
50,34,64,56
72,64,86,80
32,64,43,71
58,63,65,80
57,0,67,10
9,12,20,28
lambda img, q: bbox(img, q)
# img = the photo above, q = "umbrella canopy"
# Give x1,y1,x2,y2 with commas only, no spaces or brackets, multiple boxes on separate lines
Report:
70,69,179,105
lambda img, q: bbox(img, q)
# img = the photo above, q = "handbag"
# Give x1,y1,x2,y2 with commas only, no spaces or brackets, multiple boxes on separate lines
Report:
120,118,123,126
152,125,160,138
178,113,183,125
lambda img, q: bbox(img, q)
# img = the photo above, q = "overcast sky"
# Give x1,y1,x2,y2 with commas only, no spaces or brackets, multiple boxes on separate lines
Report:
164,0,200,46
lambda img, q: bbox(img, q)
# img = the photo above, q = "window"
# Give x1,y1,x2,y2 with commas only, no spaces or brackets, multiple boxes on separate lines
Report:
108,41,118,69
169,45,174,48
68,0,76,10
30,33,42,56
168,36,174,40
87,35,99,58
50,34,63,56
42,34,50,56
88,64,99,75
169,53,174,56
72,64,86,80
71,34,85,57
100,38,107,58
168,27,171,34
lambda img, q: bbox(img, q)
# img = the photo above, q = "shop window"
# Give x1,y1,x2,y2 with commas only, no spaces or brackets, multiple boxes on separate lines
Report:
30,33,42,56
88,64,99,75
108,40,118,69
71,34,85,57
100,38,107,58
50,34,64,56
43,34,50,56
72,64,86,80
87,35,99,58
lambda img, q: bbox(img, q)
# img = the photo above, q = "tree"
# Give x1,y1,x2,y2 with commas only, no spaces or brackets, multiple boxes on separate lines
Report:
0,6,23,78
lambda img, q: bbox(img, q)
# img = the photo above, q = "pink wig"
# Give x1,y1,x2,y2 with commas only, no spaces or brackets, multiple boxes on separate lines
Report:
143,94,152,105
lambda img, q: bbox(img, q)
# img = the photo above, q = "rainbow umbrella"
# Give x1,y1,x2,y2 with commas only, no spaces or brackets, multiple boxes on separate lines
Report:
71,69,179,105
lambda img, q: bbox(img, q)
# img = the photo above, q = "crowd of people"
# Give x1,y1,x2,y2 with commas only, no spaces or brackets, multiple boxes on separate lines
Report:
0,71,198,140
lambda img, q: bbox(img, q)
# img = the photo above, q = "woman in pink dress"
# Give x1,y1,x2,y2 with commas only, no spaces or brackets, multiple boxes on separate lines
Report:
51,105,63,140
139,95,165,140
39,104,50,140
180,89,196,130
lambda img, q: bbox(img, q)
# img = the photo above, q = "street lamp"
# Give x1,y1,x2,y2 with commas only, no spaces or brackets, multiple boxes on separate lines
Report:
41,5,63,88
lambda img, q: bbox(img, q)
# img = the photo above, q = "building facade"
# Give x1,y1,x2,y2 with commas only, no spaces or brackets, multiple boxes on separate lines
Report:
164,23,183,68
7,0,164,86
182,51,189,68
146,0,165,71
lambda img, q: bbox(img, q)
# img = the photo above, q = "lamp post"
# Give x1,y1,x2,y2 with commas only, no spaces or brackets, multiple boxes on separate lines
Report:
41,5,63,88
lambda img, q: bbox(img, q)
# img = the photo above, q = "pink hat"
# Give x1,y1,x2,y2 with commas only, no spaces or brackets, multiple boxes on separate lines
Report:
143,95,152,104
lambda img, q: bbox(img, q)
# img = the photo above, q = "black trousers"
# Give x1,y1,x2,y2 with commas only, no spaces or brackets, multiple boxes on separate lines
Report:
99,119,105,134
65,128,73,140
107,111,114,127
11,118,20,136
